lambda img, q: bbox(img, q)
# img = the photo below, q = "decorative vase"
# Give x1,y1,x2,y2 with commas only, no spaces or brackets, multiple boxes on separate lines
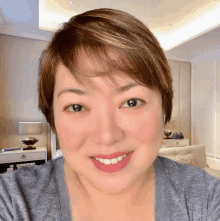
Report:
22,137,38,150
164,129,172,139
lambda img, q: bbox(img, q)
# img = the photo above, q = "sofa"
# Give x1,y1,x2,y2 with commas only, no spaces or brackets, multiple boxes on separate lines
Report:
158,144,220,179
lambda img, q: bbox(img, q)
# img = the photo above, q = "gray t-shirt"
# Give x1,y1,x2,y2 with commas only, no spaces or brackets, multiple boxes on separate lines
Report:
0,156,220,221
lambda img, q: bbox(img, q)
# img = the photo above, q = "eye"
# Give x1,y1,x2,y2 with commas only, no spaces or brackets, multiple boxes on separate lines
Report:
122,98,145,108
64,98,145,113
65,104,85,113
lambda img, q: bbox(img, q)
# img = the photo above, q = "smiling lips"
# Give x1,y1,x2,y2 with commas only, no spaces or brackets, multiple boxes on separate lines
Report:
90,151,134,173
91,151,130,159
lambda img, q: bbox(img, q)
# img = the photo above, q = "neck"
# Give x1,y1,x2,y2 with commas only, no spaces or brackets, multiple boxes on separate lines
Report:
64,160,155,213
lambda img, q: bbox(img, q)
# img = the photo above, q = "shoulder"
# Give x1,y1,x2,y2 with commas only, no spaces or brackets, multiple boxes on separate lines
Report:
0,158,57,187
0,157,64,220
0,157,64,195
155,156,219,189
155,155,208,177
155,156,220,219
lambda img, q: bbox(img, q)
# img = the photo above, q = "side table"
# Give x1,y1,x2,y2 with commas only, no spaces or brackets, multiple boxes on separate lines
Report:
161,139,189,148
0,147,47,174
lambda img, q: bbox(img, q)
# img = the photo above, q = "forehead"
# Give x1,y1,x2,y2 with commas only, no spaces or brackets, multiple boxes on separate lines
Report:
54,48,160,97
54,63,162,104
55,47,141,90
55,63,139,91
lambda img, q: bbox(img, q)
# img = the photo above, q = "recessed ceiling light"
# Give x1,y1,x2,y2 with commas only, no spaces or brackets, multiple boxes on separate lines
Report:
69,1,74,4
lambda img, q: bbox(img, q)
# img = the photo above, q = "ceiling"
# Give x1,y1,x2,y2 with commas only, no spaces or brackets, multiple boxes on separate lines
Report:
39,0,220,50
0,0,220,61
39,0,219,32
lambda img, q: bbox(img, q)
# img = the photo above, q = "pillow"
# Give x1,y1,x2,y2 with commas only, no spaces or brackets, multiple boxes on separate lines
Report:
165,153,197,166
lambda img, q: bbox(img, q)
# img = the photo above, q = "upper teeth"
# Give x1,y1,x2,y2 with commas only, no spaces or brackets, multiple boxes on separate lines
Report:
95,154,127,165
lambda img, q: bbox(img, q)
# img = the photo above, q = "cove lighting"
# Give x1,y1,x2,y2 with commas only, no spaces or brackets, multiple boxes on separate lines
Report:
155,4,220,51
39,3,220,51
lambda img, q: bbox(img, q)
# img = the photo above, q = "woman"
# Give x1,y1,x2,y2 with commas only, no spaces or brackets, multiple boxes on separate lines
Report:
0,8,220,221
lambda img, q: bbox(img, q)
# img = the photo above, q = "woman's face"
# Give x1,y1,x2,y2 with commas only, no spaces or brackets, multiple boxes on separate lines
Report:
53,52,164,195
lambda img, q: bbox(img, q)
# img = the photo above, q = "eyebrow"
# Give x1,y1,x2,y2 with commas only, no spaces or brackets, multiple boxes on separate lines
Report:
57,83,139,98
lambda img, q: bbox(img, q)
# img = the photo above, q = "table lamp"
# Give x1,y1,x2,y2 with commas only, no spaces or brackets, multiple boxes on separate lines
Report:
18,122,42,150
164,118,175,139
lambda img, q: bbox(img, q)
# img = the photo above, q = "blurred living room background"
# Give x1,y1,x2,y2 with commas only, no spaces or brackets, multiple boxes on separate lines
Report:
0,0,220,170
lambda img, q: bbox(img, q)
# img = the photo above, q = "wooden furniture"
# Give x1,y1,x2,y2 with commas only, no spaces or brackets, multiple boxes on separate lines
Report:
0,147,47,174
161,139,189,148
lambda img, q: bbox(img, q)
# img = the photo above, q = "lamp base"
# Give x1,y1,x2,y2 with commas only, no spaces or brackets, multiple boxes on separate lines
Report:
23,146,36,151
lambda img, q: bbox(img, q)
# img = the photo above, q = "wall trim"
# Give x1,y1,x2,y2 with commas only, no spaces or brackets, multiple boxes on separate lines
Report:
206,152,214,157
207,155,220,170
0,24,53,42
213,60,217,158
191,62,193,145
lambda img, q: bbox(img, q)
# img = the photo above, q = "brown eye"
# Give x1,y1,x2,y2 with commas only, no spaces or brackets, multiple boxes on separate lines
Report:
66,104,84,112
123,99,144,108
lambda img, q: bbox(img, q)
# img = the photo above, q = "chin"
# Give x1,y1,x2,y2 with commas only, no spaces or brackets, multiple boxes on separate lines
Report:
85,159,151,196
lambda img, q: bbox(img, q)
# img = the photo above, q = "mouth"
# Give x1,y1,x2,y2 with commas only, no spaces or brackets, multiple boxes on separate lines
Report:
90,151,134,160
90,151,134,172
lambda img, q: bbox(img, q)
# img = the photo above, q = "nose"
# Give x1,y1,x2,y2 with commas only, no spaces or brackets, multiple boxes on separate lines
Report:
91,109,125,146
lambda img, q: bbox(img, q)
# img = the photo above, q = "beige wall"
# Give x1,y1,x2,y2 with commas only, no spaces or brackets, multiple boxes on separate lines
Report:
191,48,220,168
0,34,50,158
166,60,191,143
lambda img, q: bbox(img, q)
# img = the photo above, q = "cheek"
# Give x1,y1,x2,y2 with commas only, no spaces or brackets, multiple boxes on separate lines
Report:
125,110,164,143
55,115,89,151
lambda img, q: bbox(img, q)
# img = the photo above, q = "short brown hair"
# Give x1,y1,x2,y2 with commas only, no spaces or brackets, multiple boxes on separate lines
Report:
38,8,173,135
